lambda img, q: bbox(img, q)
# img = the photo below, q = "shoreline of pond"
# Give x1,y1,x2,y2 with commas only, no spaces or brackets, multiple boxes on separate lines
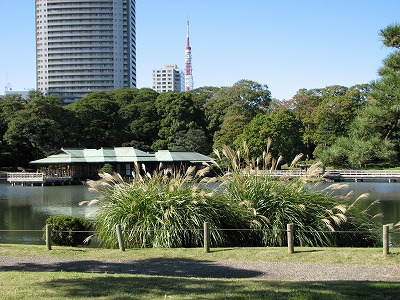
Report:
1,181,400,245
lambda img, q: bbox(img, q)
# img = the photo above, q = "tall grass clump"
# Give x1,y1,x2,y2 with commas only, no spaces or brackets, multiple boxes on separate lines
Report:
213,143,380,247
87,141,380,248
87,164,246,248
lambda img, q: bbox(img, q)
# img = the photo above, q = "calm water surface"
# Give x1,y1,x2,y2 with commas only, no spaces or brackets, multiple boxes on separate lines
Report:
315,182,400,224
1,181,400,244
0,182,99,244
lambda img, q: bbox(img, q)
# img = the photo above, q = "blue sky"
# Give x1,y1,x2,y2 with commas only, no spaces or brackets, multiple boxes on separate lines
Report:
0,0,399,100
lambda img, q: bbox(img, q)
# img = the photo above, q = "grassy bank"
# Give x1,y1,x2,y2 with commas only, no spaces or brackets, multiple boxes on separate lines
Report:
1,244,400,299
1,244,400,265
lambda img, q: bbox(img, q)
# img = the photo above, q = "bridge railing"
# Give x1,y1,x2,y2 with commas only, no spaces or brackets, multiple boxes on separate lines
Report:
248,170,310,177
324,170,400,178
7,172,44,182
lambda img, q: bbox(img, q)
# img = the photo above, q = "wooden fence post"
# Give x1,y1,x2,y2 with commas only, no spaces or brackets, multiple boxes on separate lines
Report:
116,224,125,252
204,222,210,253
45,224,52,250
383,224,390,255
287,223,294,254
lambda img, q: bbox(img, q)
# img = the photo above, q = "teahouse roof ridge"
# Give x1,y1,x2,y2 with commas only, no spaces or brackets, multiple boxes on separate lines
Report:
30,147,212,164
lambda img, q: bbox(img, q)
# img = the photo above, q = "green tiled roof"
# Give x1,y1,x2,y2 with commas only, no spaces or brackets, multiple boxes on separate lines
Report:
30,148,211,164
30,152,74,164
155,150,213,163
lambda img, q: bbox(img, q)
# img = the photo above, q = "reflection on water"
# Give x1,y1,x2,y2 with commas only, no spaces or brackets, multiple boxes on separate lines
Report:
1,181,400,245
315,182,400,225
0,182,99,244
316,182,400,245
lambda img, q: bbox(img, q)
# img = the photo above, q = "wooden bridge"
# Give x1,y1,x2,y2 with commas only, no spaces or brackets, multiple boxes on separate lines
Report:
7,172,74,186
322,170,400,183
7,169,400,186
261,170,400,182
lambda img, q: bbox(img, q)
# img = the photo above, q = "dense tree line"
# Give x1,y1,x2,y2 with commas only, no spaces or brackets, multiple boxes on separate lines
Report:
0,80,275,167
1,24,400,169
0,79,371,168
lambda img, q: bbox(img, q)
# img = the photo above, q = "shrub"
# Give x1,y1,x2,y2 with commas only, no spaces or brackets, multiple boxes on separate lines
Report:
44,215,93,246
100,163,114,175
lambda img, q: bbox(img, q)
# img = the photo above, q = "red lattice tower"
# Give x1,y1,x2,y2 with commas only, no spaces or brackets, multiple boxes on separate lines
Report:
185,20,193,91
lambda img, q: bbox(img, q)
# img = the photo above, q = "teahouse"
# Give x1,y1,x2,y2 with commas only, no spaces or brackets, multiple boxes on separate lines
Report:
29,147,213,180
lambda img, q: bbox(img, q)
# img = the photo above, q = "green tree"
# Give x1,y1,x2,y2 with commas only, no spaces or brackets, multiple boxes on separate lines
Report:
204,80,271,135
292,85,368,160
0,94,26,166
235,108,305,163
190,86,220,147
100,163,115,175
66,91,124,148
213,114,249,151
190,86,220,110
290,88,322,159
0,94,25,124
317,24,400,168
318,136,395,168
169,128,210,154
153,92,206,150
380,23,400,48
313,85,367,155
368,25,400,145
4,91,71,164
112,88,160,151
354,24,400,165
107,87,140,106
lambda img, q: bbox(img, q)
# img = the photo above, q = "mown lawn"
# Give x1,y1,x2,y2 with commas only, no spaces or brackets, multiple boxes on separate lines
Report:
1,244,400,265
1,244,400,299
1,271,399,299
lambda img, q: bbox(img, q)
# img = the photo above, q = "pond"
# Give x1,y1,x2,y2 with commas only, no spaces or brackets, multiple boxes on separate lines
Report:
0,182,98,244
0,181,400,245
315,182,400,225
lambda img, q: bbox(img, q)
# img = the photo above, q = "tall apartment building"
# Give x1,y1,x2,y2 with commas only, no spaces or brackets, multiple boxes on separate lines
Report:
36,0,136,103
152,64,184,93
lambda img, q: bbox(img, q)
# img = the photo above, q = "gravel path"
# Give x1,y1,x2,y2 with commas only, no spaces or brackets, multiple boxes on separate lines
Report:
1,256,400,282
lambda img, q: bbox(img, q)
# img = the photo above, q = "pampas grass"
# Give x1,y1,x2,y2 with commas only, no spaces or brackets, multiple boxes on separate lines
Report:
212,144,380,247
89,165,246,248
88,142,380,248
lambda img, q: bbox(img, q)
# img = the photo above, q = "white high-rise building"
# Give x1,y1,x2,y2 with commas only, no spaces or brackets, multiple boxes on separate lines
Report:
36,0,136,103
152,64,184,93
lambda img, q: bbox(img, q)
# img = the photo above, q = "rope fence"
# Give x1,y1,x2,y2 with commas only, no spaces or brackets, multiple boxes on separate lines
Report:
0,228,386,234
0,229,44,232
1,223,398,256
